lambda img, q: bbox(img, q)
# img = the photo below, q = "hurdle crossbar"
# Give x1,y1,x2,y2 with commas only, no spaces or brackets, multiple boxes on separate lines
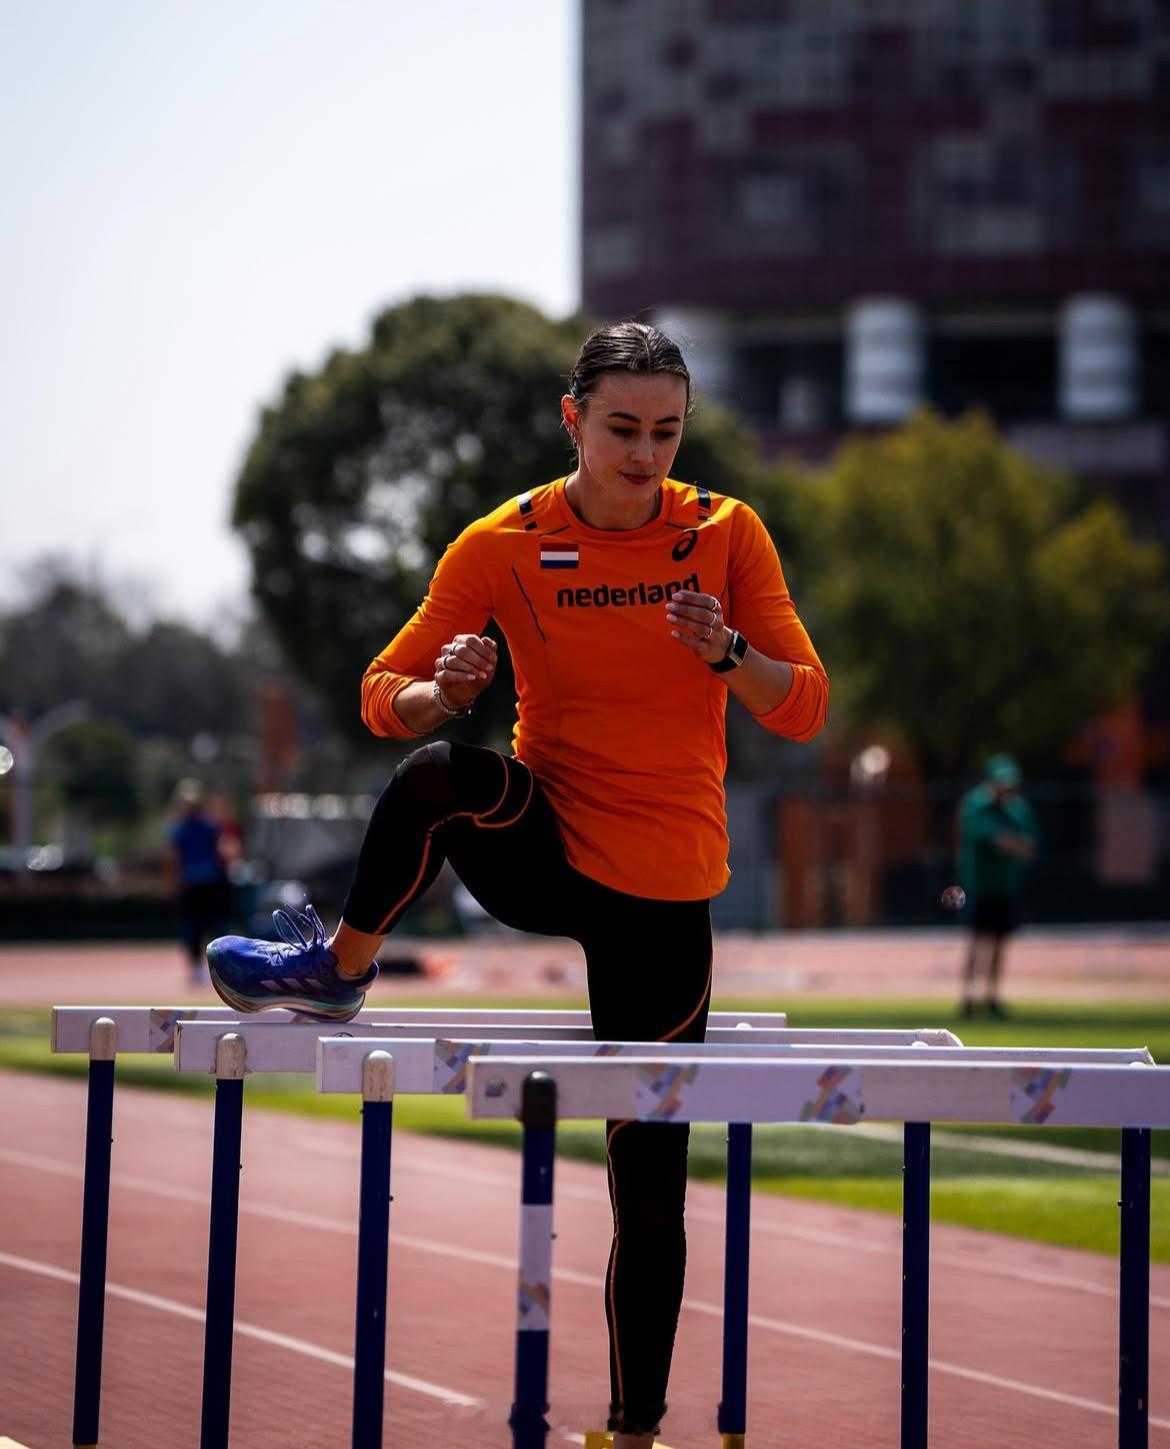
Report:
168,1020,975,1081
311,1036,1153,1097
174,1021,852,1072
50,1005,800,1055
466,1054,1170,1126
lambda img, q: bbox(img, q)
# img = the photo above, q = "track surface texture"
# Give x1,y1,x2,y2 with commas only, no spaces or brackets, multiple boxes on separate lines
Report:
2,1068,1168,1448
3,923,1169,1005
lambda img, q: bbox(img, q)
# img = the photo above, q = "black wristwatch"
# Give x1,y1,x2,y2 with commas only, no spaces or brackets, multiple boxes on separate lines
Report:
709,629,748,673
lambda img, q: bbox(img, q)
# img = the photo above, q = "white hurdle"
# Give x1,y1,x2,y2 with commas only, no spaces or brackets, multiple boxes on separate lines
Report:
170,1019,962,1449
463,1050,1166,1449
48,1002,786,1448
311,1033,1160,1449
52,997,1163,1449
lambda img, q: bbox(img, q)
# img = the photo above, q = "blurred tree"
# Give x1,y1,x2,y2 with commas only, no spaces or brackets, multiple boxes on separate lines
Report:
126,620,255,738
803,411,1169,775
233,292,786,743
43,717,140,826
0,562,260,742
0,561,132,721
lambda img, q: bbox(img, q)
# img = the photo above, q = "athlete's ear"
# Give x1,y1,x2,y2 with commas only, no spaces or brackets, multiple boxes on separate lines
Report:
560,394,581,443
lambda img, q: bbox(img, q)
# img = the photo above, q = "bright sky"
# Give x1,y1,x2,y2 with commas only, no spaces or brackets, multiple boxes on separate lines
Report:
1,0,577,629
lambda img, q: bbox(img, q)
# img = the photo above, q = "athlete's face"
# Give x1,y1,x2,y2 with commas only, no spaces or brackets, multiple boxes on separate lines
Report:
561,372,688,524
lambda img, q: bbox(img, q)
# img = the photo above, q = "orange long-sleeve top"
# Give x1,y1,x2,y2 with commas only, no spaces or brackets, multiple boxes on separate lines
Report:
362,476,828,900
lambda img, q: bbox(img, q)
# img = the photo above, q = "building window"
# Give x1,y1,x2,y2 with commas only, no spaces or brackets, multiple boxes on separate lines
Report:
914,135,1076,255
662,35,697,69
1125,140,1170,248
584,225,639,280
732,148,858,256
731,341,844,432
929,331,1057,421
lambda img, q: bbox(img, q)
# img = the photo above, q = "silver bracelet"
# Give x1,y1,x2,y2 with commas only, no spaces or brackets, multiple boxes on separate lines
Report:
433,679,473,718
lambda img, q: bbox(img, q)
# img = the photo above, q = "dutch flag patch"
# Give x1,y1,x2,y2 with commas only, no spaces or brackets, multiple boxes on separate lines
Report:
540,543,579,569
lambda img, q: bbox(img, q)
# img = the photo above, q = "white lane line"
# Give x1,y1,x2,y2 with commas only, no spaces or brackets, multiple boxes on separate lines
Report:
4,1148,1167,1428
5,1141,1168,1311
4,1141,1165,1315
850,1121,1170,1175
0,1250,479,1408
681,1296,1170,1429
294,1122,1170,1180
342,1145,1170,1311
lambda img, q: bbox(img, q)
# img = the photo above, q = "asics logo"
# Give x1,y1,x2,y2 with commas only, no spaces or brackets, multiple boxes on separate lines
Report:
671,531,698,562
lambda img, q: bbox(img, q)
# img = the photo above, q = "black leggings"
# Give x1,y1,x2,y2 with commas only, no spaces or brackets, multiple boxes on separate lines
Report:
344,742,713,1434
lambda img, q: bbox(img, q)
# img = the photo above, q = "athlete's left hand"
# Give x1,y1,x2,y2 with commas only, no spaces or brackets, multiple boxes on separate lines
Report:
666,590,732,665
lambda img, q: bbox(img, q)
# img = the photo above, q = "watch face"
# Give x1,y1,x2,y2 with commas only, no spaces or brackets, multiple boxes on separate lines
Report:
709,630,745,673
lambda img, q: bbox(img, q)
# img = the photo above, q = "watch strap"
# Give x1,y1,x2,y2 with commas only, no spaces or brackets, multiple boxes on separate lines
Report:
709,629,748,673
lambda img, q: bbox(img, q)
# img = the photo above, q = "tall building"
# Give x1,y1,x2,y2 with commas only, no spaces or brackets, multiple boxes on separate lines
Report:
581,0,1170,530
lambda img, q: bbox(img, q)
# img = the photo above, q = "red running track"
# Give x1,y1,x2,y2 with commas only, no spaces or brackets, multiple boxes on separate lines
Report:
4,925,1170,1008
1,1069,1168,1448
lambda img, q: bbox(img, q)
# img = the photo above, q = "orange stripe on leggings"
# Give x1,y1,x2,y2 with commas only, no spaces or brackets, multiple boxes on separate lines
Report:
373,812,471,934
478,750,511,822
372,755,530,934
660,955,713,1042
478,762,534,829
604,947,712,1416
605,1119,629,1408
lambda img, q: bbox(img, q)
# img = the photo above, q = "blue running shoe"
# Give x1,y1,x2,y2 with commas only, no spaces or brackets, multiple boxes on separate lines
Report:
207,905,378,1022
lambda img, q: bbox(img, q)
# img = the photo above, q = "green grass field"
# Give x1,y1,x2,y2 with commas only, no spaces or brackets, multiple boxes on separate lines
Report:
1,997,1166,1261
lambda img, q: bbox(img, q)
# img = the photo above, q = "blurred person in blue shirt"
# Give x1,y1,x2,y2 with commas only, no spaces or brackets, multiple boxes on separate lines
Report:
167,778,233,985
956,754,1038,1018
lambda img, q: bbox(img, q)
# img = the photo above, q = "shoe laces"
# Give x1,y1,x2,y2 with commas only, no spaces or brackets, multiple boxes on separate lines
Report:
271,904,327,951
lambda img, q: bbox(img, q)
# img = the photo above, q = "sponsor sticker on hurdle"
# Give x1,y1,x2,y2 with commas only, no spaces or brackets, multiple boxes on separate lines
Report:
635,1063,701,1120
150,1008,199,1052
517,1204,553,1332
800,1065,863,1125
1010,1065,1073,1124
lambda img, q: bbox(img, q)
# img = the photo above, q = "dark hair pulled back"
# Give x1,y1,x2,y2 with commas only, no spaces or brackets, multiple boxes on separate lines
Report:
567,320,692,416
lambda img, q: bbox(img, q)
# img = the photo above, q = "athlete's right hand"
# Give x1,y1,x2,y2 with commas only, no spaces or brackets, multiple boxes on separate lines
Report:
434,634,498,710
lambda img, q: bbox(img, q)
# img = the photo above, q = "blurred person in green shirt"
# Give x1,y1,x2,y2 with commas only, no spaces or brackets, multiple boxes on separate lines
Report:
956,754,1038,1018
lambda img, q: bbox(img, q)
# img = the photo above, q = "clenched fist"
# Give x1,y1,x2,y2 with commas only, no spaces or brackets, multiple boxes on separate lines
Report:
434,634,498,712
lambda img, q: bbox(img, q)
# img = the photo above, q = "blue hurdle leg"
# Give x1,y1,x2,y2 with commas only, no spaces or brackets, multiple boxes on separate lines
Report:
72,1017,117,1449
1119,1126,1151,1449
352,1051,395,1449
718,1122,752,1449
200,1034,247,1449
510,1071,558,1449
901,1122,931,1449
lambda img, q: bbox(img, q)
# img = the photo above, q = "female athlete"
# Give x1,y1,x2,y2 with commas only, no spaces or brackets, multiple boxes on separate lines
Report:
209,320,829,1444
